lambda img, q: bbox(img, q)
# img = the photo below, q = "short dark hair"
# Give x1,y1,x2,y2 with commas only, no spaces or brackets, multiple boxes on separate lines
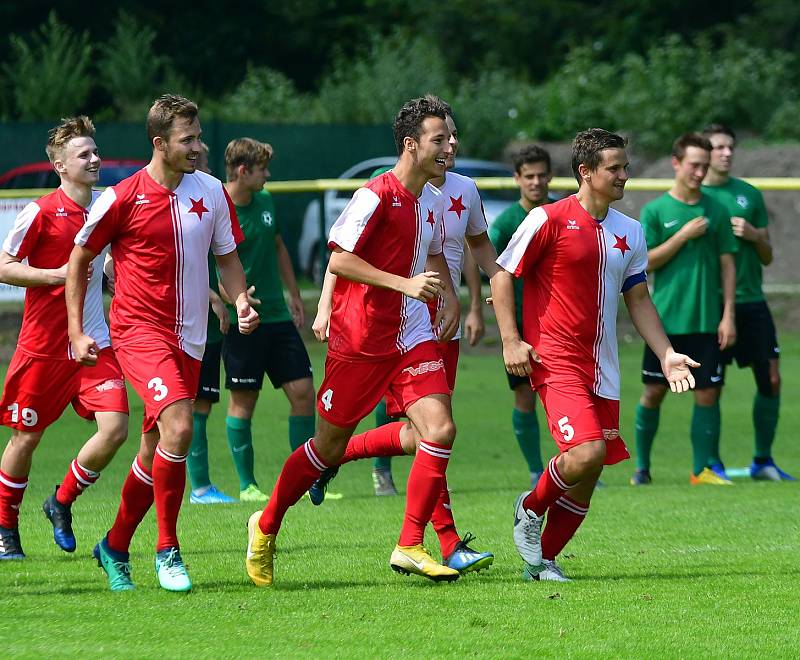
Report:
392,96,449,156
147,94,199,141
512,145,551,174
672,132,712,160
702,123,736,143
571,128,627,184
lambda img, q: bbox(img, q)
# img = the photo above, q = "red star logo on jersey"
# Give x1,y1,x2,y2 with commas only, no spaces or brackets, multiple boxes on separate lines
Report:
448,195,466,219
189,197,208,221
613,234,630,256
426,210,436,228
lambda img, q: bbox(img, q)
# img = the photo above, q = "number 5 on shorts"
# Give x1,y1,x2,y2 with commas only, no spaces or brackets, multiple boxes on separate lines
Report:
320,388,333,412
558,415,574,443
148,377,168,402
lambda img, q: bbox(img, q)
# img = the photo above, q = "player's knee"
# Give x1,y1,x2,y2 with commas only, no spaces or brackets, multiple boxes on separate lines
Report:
640,385,666,408
513,386,536,413
426,419,456,447
770,373,781,397
694,387,719,407
9,431,41,456
566,441,605,475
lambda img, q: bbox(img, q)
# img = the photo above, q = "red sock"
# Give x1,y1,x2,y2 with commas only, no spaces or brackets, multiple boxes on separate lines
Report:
0,470,28,528
523,456,574,516
430,479,460,558
541,495,589,560
107,456,154,554
152,445,187,552
340,422,405,464
259,440,329,536
398,440,451,547
56,459,100,506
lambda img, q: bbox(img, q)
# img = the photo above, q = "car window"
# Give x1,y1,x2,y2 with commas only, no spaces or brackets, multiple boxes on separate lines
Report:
4,172,47,189
453,166,517,202
334,165,385,199
98,165,141,186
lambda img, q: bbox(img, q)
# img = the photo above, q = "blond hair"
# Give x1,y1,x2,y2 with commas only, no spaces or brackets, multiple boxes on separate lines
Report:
45,115,95,163
224,137,273,181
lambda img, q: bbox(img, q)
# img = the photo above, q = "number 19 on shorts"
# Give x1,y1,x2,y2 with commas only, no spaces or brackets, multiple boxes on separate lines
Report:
7,402,38,427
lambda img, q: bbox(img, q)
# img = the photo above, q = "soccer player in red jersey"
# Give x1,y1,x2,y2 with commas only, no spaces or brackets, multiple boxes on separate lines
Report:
308,98,499,575
66,95,258,592
0,116,129,560
492,129,700,582
246,96,464,586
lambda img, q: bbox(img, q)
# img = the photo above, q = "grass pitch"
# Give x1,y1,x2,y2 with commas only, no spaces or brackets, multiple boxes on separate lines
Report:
3,336,799,658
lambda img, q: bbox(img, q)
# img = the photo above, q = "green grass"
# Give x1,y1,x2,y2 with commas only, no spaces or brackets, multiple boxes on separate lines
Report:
3,335,800,658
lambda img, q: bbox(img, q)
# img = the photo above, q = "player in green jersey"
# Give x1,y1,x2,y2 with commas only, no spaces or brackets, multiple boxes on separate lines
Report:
488,145,552,488
633,133,738,486
221,138,316,502
701,124,793,481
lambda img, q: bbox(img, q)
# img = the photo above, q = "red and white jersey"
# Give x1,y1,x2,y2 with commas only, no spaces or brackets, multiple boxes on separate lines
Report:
327,171,445,360
433,171,488,340
497,195,648,399
2,188,110,359
75,168,242,361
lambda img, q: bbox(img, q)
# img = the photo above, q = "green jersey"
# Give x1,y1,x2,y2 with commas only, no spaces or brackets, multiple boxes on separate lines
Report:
701,177,768,303
489,202,530,326
228,190,290,325
206,252,223,344
641,192,737,334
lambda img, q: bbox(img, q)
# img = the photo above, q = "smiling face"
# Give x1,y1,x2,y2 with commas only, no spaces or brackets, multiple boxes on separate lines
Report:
515,160,552,206
444,115,459,170
159,116,203,175
54,136,101,186
673,145,710,191
408,116,452,179
582,148,629,201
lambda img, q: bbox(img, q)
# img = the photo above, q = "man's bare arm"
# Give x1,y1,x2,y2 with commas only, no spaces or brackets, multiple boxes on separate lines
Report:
0,251,66,287
215,249,259,335
66,244,100,365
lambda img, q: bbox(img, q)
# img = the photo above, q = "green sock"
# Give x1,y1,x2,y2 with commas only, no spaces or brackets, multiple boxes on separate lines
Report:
635,404,660,471
511,408,543,473
226,416,256,491
373,400,395,471
753,393,780,460
691,403,719,476
288,414,315,452
187,411,211,491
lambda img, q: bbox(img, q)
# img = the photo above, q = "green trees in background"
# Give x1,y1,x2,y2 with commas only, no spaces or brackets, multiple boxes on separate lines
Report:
3,5,800,157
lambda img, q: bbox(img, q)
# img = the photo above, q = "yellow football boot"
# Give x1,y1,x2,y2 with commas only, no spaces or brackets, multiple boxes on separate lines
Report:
690,467,734,485
390,544,460,582
246,511,276,587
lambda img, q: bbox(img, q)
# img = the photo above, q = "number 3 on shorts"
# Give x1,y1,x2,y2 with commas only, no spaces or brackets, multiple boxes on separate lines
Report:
558,415,574,443
148,377,168,402
320,388,333,412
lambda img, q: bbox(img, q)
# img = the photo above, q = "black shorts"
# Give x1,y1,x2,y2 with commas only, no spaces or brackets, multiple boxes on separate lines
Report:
722,301,780,368
196,341,221,402
223,321,313,391
642,333,724,389
506,370,531,391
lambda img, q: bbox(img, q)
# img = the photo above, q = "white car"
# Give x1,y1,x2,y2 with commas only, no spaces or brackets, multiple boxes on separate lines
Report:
297,157,517,283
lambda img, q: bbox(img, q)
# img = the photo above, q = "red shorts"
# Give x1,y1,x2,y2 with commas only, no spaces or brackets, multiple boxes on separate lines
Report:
536,382,629,465
435,339,460,393
0,348,128,432
318,341,450,428
115,337,201,432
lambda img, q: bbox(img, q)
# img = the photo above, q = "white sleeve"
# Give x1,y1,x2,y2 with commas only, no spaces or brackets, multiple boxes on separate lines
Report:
328,187,381,253
2,202,41,256
76,187,117,247
466,182,488,236
210,183,238,256
496,206,549,276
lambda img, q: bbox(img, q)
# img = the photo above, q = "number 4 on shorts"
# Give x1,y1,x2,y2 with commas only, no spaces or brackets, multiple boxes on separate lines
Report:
320,388,333,412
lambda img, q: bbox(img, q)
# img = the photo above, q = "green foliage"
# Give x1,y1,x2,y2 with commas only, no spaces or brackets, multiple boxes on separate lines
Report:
97,11,171,121
314,29,452,124
213,65,310,123
3,12,92,120
764,99,800,142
